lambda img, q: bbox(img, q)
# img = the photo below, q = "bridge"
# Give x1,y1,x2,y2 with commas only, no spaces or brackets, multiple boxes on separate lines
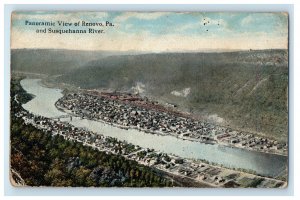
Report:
51,115,73,121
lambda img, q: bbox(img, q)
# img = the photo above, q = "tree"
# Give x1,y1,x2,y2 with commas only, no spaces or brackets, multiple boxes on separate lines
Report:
75,166,91,186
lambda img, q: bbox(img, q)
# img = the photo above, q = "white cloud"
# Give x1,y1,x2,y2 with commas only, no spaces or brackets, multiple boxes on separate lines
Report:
178,17,227,32
204,17,225,26
11,26,288,52
11,12,288,51
241,15,254,26
114,12,170,22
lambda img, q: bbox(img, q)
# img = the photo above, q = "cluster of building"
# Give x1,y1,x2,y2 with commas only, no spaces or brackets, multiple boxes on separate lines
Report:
56,92,287,155
14,105,285,188
217,131,288,155
56,93,217,143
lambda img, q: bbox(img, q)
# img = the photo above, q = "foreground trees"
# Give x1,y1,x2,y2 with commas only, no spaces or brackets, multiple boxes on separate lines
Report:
10,78,174,187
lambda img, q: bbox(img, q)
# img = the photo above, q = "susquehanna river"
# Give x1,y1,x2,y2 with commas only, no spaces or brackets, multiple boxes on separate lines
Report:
21,79,287,177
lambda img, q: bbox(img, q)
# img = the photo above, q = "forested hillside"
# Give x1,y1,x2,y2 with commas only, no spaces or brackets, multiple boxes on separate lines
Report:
11,49,138,75
57,50,288,141
10,78,175,187
11,49,288,141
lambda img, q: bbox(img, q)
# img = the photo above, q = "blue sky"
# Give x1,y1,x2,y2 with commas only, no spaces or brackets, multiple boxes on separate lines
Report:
11,11,288,51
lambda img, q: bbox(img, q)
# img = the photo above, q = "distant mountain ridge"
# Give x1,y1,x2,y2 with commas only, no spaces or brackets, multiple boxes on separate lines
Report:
11,48,147,75
11,48,288,141
55,49,288,141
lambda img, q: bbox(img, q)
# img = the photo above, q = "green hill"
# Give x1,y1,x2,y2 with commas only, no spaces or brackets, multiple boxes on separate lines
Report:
11,49,140,75
57,50,288,141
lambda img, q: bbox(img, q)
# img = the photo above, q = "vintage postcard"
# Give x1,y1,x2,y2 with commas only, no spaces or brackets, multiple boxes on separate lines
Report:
10,11,288,188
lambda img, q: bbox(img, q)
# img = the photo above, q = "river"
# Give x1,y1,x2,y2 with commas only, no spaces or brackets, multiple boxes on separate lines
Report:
21,79,287,178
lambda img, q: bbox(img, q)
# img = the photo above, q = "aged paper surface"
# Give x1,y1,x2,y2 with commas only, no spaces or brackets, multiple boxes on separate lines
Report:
10,12,288,188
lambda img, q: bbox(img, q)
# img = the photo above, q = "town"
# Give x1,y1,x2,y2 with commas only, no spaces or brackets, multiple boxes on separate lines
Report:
55,92,288,156
13,105,286,188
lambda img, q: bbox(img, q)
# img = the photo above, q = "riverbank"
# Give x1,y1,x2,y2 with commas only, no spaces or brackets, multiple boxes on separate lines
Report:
56,91,287,156
54,103,287,178
37,74,288,156
16,107,286,188
16,78,287,187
